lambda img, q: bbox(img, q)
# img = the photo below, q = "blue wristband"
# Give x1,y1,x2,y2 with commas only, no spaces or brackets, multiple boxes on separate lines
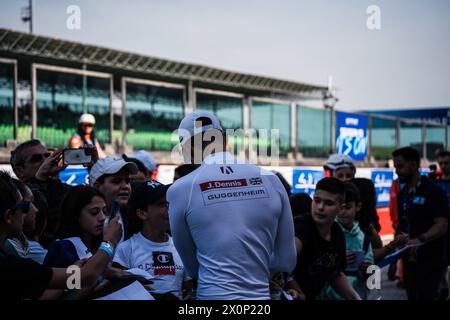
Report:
99,244,114,258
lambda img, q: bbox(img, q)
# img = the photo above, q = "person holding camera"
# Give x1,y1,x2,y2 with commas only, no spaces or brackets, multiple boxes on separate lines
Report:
10,139,98,246
10,140,70,245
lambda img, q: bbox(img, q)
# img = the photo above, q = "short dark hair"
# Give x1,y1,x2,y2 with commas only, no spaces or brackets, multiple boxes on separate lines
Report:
315,177,345,202
343,182,361,204
127,181,147,235
0,171,20,223
290,193,312,217
11,178,30,198
392,147,420,165
437,150,450,159
24,190,48,239
57,185,106,246
174,164,200,180
273,171,292,197
10,139,43,167
122,156,149,176
188,117,226,164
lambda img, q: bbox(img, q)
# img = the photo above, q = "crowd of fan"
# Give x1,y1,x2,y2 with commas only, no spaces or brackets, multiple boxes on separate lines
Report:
0,112,449,301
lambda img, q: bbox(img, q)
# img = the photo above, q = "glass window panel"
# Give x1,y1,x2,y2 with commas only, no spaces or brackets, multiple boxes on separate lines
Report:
196,93,243,129
125,83,184,151
251,101,290,156
426,126,445,161
36,70,111,148
370,117,396,160
196,92,243,154
0,63,14,146
297,106,330,158
400,122,422,156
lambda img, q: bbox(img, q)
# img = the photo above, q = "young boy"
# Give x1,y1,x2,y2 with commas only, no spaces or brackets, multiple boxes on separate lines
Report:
89,156,138,242
293,177,361,300
113,180,193,300
321,182,374,299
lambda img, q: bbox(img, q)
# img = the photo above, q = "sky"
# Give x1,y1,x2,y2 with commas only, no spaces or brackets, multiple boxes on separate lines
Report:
0,0,449,111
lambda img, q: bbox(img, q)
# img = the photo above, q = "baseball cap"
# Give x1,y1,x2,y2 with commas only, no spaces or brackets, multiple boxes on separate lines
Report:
134,150,157,173
79,113,96,125
89,156,138,186
129,180,170,208
177,111,223,145
122,154,148,174
325,153,356,171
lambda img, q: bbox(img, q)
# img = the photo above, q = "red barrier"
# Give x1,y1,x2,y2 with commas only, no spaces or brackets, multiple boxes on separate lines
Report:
377,207,394,236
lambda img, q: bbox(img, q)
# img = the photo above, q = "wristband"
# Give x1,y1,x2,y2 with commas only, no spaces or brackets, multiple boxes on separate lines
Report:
102,240,115,251
99,241,115,258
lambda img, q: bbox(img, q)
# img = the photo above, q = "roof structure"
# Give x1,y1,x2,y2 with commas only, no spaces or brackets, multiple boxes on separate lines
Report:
0,28,327,99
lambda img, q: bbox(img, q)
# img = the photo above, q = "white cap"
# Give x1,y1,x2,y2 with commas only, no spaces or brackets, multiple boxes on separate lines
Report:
89,156,138,186
325,153,356,171
79,113,96,125
177,111,223,145
134,150,157,173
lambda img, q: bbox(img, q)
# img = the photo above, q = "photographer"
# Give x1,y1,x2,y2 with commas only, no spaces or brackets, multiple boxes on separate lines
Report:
10,140,98,245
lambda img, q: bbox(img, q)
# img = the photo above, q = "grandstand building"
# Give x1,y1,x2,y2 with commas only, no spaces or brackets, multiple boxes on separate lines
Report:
0,28,334,164
1,28,448,165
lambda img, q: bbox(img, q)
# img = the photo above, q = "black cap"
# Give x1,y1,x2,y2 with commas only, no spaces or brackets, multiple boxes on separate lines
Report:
130,180,170,209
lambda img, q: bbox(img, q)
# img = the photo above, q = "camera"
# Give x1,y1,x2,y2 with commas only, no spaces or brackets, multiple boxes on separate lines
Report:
63,148,92,165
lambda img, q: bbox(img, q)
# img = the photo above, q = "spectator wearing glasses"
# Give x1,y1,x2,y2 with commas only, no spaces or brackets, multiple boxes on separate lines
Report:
3,179,38,260
69,113,106,158
10,140,71,246
0,171,123,301
10,139,52,184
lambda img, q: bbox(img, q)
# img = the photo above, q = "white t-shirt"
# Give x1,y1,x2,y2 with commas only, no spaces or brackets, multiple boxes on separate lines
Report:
113,232,189,299
167,151,297,300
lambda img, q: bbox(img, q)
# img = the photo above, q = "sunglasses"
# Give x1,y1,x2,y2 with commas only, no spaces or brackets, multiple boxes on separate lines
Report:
12,200,31,214
28,152,51,164
0,200,31,218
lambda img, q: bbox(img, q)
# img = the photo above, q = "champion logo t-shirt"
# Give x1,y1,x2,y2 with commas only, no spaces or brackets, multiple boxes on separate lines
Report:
113,232,189,299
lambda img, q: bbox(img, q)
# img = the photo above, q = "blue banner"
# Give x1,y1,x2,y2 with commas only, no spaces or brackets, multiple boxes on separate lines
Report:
336,112,368,161
59,167,89,186
292,169,324,197
371,170,394,207
368,108,450,125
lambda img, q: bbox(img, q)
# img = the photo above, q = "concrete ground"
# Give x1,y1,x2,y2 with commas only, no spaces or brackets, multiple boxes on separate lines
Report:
367,266,407,300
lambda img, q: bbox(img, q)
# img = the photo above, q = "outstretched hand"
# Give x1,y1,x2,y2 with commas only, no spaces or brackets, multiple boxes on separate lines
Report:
35,148,68,181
